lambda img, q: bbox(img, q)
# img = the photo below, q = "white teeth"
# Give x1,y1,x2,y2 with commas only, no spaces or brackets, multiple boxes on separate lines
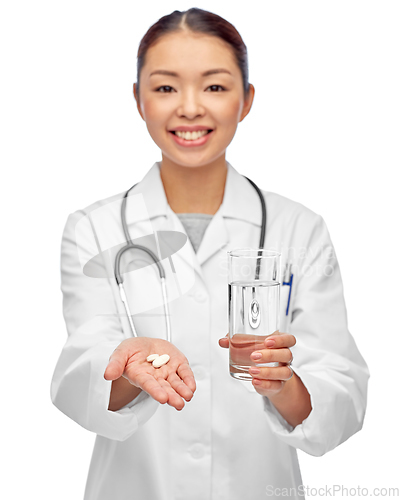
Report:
175,130,209,140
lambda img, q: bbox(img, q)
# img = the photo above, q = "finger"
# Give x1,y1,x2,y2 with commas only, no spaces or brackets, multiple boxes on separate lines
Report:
167,372,195,402
249,364,293,381
218,333,229,349
252,378,284,395
157,378,186,411
250,347,293,365
134,371,169,405
177,363,197,393
263,333,296,349
104,348,128,381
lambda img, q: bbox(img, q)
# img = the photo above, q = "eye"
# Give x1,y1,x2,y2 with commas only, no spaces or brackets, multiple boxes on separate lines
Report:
206,85,225,92
156,86,175,93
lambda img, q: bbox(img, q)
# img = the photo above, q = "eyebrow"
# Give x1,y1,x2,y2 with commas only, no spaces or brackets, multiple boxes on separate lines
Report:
149,68,232,77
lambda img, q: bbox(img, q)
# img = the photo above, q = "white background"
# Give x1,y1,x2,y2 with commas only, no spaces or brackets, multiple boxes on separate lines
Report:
1,0,399,498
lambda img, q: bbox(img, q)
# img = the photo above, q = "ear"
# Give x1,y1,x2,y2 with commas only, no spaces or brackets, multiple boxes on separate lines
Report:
239,84,255,123
133,83,144,120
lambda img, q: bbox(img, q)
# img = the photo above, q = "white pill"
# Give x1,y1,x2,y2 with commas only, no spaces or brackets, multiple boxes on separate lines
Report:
146,354,160,362
152,354,170,368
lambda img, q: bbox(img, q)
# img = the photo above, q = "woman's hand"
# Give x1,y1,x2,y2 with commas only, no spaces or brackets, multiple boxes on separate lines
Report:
219,332,311,427
218,332,295,397
248,333,295,396
104,337,196,411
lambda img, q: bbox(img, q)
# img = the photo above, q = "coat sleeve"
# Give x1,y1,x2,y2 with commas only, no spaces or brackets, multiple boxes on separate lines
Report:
50,210,159,441
263,213,370,456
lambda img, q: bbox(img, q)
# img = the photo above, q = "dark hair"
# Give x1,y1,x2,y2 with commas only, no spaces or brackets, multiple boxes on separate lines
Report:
135,8,250,100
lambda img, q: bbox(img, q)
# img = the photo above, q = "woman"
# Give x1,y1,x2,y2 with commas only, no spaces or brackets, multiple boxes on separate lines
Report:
51,8,369,500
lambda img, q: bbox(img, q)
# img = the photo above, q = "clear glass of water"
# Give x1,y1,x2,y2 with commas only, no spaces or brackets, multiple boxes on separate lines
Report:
228,249,281,381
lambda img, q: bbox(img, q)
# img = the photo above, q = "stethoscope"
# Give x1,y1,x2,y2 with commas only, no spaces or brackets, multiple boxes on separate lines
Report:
114,176,267,342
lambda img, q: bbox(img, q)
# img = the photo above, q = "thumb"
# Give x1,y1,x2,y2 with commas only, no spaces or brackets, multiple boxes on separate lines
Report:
218,333,229,349
104,348,127,381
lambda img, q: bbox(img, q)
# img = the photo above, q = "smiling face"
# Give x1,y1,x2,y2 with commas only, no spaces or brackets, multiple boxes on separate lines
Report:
133,30,254,169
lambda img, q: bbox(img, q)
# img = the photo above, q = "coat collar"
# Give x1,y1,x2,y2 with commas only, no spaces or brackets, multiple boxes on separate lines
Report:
129,161,263,226
126,161,263,280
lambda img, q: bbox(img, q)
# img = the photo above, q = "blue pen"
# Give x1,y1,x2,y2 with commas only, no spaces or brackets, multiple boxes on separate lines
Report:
282,263,294,316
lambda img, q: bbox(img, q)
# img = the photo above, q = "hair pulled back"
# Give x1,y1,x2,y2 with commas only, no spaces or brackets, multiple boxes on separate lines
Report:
136,8,250,100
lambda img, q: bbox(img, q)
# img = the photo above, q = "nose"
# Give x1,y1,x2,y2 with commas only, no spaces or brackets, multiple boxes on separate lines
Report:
176,89,205,119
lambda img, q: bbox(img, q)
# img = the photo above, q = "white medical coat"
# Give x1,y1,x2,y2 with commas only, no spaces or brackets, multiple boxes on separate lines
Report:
51,161,369,500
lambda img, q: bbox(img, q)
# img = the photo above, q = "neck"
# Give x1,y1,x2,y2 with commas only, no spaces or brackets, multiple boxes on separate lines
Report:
159,155,228,215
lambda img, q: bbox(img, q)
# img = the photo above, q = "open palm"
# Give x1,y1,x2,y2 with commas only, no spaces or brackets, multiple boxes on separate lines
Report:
104,337,196,410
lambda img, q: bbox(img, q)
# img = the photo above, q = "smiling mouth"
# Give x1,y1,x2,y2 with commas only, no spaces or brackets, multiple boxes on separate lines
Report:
171,130,213,141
